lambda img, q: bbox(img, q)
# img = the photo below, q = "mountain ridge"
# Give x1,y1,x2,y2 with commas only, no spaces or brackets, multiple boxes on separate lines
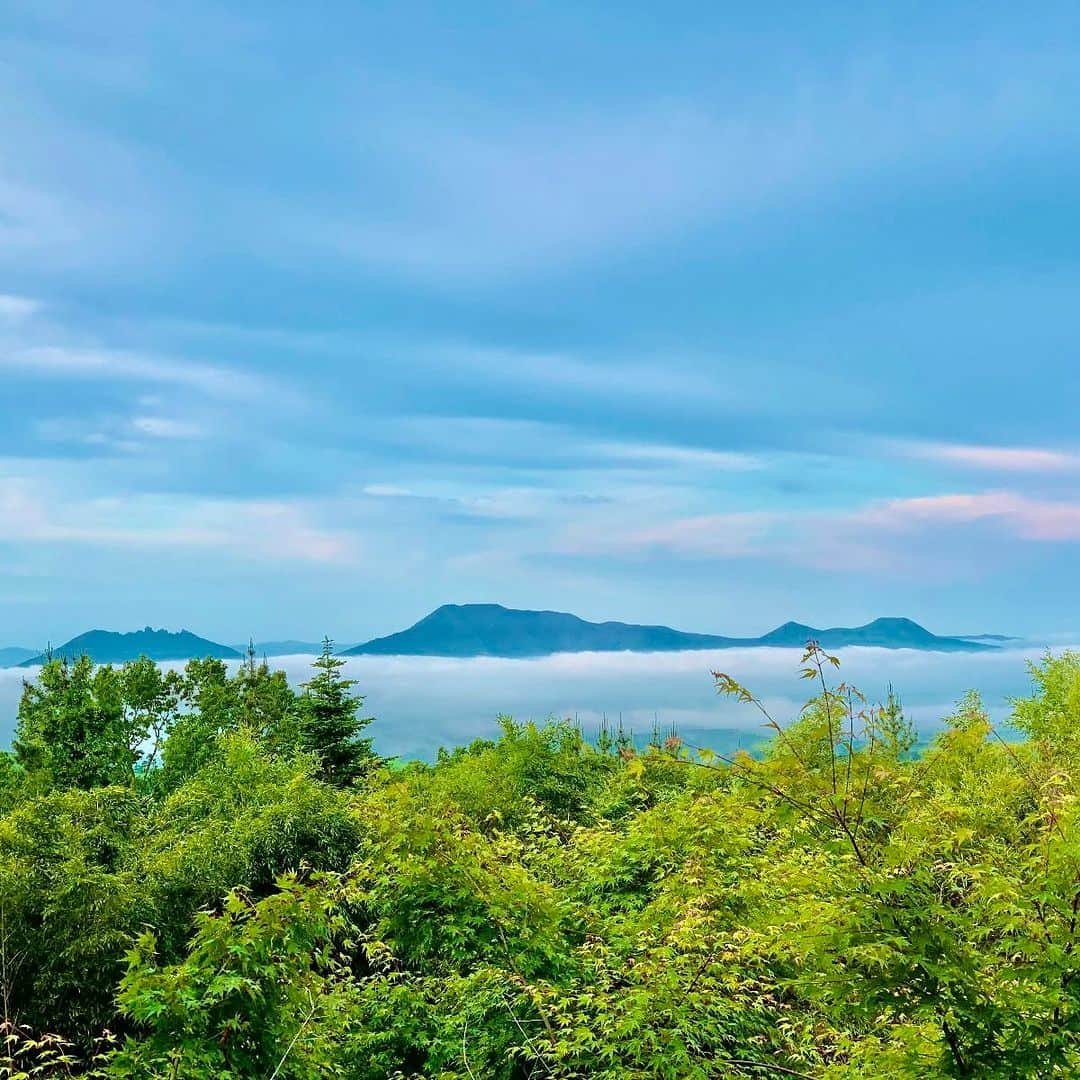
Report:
18,628,241,667
341,604,996,658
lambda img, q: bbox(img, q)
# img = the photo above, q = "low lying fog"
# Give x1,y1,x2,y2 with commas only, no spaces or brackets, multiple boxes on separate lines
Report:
0,643,1066,759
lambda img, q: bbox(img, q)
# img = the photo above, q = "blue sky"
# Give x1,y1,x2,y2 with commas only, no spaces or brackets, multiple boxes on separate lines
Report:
3,1,1080,646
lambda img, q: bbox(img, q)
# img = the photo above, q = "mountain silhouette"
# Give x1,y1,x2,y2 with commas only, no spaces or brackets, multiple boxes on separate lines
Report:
20,628,241,667
341,604,995,658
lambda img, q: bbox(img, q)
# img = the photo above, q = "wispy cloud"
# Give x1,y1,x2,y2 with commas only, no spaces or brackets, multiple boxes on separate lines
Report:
282,43,1080,280
591,442,762,472
359,479,593,525
131,416,203,440
860,492,1080,541
558,510,778,561
33,412,202,451
898,440,1080,472
0,476,356,565
558,489,1080,574
0,294,40,322
1,346,264,399
2,7,1080,642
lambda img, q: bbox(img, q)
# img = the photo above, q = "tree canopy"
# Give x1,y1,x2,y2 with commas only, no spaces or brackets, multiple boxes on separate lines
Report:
5,645,1080,1077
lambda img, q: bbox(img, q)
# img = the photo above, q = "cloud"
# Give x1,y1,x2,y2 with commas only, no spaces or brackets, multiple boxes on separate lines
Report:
359,479,590,526
861,492,1080,541
0,346,264,399
0,294,40,322
899,440,1080,472
131,416,203,439
556,489,1080,575
278,42,1080,280
0,638,1056,754
591,442,762,472
561,510,776,561
5,4,1077,287
219,643,1062,759
33,412,202,451
0,476,356,565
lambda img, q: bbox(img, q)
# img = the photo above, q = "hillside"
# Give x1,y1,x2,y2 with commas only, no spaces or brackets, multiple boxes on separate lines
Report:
0,646,38,668
229,640,329,657
20,627,241,667
342,604,995,658
342,604,735,657
758,617,991,651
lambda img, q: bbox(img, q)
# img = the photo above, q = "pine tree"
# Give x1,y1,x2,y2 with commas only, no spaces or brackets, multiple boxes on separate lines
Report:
297,637,377,786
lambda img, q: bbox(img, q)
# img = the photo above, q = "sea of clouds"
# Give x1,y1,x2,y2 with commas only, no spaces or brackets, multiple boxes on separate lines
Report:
0,643,1071,760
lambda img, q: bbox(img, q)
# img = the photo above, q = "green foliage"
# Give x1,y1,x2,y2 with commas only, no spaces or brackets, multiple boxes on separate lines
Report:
110,874,346,1079
0,783,147,1040
0,1022,113,1078
0,646,364,1047
12,647,1080,1076
420,716,615,831
0,754,29,815
141,730,360,958
12,656,179,790
159,652,299,788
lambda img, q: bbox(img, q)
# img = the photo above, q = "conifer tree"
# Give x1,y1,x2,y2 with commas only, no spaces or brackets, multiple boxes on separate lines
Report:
297,637,376,786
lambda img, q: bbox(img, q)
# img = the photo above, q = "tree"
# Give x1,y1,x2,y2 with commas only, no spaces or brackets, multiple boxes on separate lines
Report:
13,656,183,793
112,874,348,1079
296,638,376,787
14,658,132,790
159,653,300,789
120,657,182,776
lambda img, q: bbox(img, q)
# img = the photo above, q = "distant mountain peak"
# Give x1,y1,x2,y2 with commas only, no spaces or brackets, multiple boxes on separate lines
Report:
20,627,241,667
865,616,923,629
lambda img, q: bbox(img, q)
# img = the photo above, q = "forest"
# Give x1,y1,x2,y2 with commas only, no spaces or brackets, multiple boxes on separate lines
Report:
2,640,1080,1078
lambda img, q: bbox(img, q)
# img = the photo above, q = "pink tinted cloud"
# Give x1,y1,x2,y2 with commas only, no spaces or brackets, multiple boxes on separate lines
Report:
902,440,1080,472
0,478,357,565
859,492,1080,541
557,490,1080,578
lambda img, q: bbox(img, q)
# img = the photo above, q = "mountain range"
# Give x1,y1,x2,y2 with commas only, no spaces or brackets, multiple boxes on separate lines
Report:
1,606,1000,668
340,604,996,657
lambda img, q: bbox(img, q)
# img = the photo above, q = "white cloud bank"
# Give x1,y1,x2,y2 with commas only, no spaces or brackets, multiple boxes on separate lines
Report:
1,642,1062,760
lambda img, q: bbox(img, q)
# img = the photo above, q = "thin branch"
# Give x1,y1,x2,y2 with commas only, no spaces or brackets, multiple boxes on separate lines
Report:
268,990,316,1080
990,726,1068,843
461,1013,478,1080
714,1058,819,1079
676,744,840,830
501,992,555,1076
852,722,877,839
713,672,817,779
842,688,856,821
810,645,839,799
